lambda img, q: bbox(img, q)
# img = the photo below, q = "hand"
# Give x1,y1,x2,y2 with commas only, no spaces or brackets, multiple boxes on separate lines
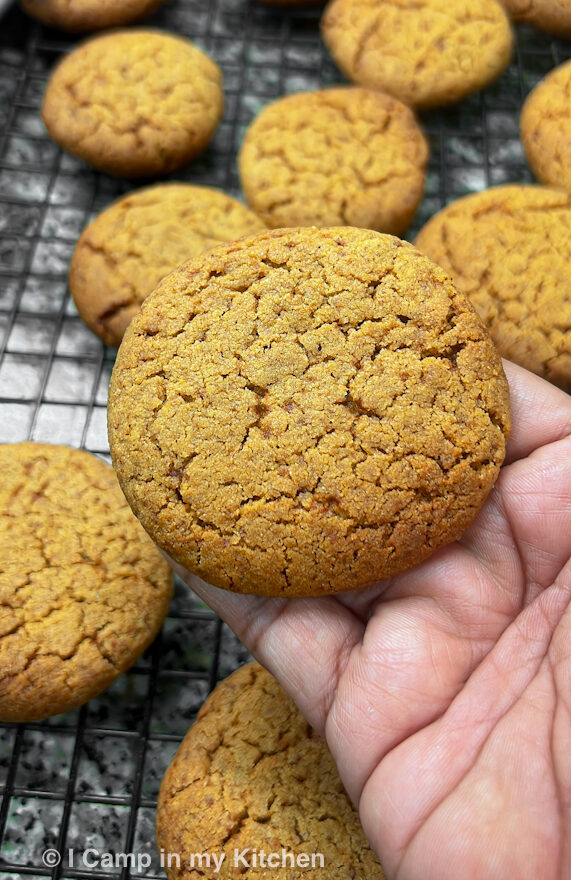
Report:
173,361,571,880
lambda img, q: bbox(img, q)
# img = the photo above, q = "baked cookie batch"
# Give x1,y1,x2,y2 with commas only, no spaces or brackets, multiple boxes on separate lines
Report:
158,663,387,880
416,185,571,389
321,0,515,108
69,184,265,346
42,29,224,178
3,0,570,876
109,227,510,596
238,87,429,234
0,443,173,722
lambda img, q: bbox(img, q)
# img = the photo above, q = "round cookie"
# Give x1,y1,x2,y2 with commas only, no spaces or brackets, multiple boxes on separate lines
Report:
69,184,266,347
108,227,510,598
157,663,386,880
320,0,514,109
256,0,323,4
500,0,571,37
238,88,428,235
415,185,571,392
521,60,571,193
21,0,166,32
0,442,173,722
41,30,224,178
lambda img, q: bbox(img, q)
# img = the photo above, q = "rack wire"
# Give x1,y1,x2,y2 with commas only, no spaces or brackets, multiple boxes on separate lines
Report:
0,1,569,877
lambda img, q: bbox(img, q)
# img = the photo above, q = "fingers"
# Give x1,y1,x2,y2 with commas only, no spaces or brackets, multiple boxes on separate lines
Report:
462,432,571,608
502,360,571,465
171,563,365,733
499,433,571,600
361,560,571,878
324,543,516,803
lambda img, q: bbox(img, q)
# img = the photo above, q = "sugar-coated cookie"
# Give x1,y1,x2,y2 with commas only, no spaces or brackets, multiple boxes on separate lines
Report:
108,227,510,597
416,185,571,391
69,184,266,347
321,0,514,109
42,30,224,177
157,663,386,880
521,61,571,193
256,0,323,5
21,0,165,32
238,88,428,235
500,0,571,37
0,442,172,722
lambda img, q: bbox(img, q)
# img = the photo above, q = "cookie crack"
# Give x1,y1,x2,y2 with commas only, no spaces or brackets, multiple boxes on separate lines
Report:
220,807,249,845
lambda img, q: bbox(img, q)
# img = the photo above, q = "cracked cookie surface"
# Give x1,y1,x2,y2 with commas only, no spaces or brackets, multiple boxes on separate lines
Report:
321,0,514,109
521,60,571,192
21,0,166,32
69,184,266,347
500,0,571,37
108,227,510,597
157,662,386,880
415,185,571,392
42,30,224,177
238,88,428,235
0,442,172,722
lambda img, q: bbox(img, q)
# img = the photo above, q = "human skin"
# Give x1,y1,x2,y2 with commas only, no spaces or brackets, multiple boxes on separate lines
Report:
172,360,571,880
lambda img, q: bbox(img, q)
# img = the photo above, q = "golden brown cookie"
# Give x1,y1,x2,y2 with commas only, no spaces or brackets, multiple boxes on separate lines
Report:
69,184,266,347
256,0,323,4
415,185,571,392
42,30,224,178
238,88,428,235
521,61,571,192
500,0,571,37
0,442,172,722
21,0,165,32
321,0,514,109
108,227,510,598
157,663,386,880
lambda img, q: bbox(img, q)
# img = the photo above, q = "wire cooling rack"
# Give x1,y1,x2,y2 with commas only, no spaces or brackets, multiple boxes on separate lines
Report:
0,1,570,877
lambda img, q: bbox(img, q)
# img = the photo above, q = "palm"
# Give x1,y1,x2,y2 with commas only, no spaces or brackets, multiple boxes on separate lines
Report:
176,362,571,880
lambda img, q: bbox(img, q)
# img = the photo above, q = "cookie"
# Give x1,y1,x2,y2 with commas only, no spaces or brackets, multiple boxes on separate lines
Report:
415,185,571,392
69,184,266,347
521,60,571,193
321,0,514,109
108,227,510,597
21,0,166,32
157,663,386,880
0,442,172,722
42,30,224,177
500,0,571,37
256,0,323,4
238,88,428,235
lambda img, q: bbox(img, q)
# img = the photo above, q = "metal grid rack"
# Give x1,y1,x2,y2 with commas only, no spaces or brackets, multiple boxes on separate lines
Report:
0,1,569,877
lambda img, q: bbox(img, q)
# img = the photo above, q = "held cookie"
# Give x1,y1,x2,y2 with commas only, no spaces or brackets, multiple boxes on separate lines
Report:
521,60,571,193
0,442,172,722
69,184,266,347
21,0,166,32
108,227,510,597
238,88,428,235
157,663,386,880
415,185,571,392
500,0,571,37
321,0,514,109
42,30,224,177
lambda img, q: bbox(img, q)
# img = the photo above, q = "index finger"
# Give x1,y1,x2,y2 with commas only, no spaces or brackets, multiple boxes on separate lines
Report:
501,360,571,465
